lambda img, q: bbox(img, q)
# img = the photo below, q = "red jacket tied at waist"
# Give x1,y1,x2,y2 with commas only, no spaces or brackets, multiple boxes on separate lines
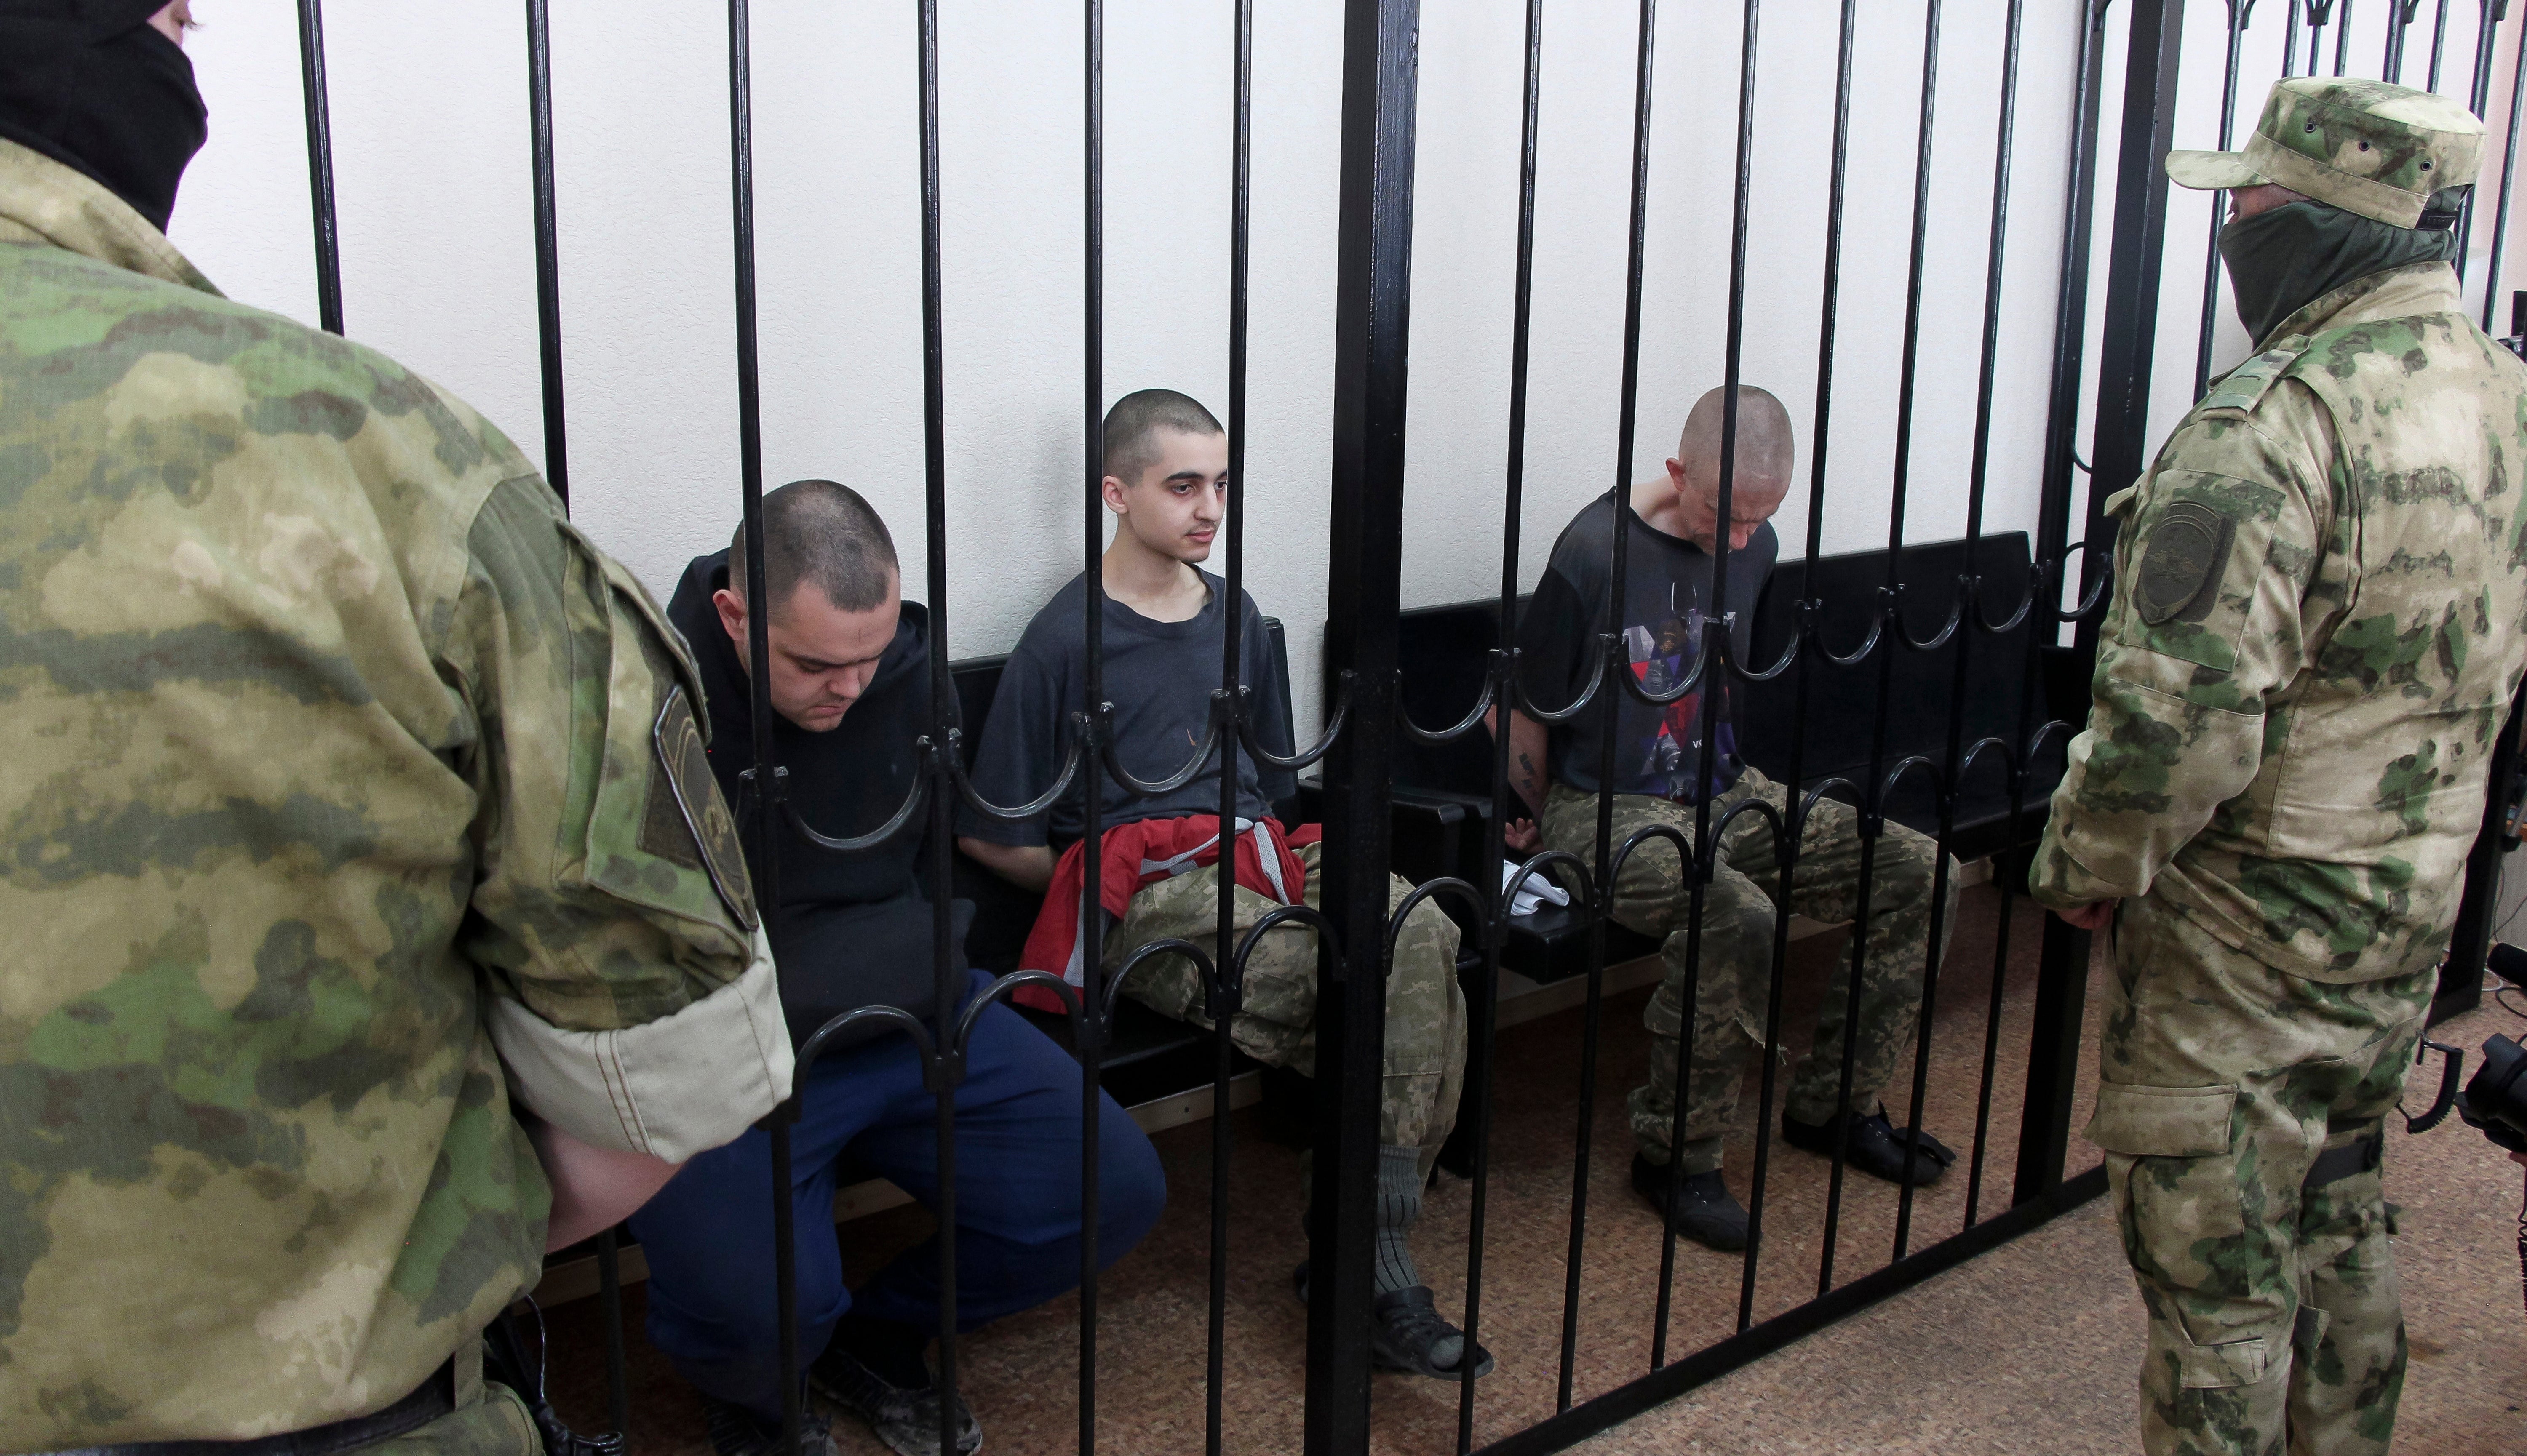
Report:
1013,816,1320,1014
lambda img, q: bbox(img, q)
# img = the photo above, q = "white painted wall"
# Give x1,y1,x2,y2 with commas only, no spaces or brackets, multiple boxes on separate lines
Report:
162,1,2516,736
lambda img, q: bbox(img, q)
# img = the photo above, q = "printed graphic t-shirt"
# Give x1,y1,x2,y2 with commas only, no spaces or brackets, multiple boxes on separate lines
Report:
1515,489,1775,803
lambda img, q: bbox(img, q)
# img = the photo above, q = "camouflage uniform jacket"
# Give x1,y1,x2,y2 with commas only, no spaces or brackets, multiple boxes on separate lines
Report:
0,139,792,1448
2032,260,2527,983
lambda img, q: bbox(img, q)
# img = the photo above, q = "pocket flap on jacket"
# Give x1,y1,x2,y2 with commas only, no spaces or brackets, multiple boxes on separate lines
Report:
2086,1081,2238,1157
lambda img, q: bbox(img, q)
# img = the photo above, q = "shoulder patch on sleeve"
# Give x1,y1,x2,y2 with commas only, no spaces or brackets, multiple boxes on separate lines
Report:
648,684,759,931
2197,342,2308,419
2134,501,2236,626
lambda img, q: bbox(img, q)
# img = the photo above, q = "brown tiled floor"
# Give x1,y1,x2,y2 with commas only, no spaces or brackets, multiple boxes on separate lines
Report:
542,889,2527,1454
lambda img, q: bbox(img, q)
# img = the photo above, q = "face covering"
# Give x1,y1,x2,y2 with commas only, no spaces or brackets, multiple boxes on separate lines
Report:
2217,194,2462,347
0,3,210,232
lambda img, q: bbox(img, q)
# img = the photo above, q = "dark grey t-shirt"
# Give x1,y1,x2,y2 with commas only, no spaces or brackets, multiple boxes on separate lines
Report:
959,570,1297,847
1515,489,1774,803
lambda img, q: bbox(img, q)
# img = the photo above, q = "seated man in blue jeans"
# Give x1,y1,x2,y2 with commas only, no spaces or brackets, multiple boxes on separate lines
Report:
631,480,1165,1456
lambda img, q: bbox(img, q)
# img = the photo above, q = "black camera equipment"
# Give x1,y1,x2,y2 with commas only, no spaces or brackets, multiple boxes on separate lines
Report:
2458,941,2527,1320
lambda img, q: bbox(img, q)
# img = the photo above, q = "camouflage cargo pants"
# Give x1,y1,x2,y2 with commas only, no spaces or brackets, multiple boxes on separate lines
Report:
1101,838,1468,1155
2090,894,2430,1456
1539,766,1957,1173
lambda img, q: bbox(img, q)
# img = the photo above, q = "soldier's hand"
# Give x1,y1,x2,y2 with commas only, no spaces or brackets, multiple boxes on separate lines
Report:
2055,899,2117,931
1504,818,1541,855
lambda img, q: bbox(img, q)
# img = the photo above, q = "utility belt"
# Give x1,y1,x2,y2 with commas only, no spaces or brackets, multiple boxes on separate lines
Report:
2302,1122,2384,1193
37,1358,455,1456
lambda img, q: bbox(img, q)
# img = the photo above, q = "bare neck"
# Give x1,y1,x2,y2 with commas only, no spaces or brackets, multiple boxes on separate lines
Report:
1101,532,1210,623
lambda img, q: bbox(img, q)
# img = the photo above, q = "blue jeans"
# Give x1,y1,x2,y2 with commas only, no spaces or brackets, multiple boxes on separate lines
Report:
628,972,1166,1420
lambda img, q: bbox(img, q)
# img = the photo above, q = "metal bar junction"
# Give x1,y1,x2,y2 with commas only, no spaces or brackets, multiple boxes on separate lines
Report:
272,1,2527,1453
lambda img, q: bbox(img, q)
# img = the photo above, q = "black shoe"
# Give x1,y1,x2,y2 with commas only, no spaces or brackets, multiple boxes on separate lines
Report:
1782,1109,1956,1187
699,1395,840,1456
1630,1154,1750,1252
1290,1264,1496,1381
809,1348,982,1456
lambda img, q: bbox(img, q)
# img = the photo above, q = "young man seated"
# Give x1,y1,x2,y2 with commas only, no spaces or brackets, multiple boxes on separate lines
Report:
955,390,1483,1381
630,480,1166,1456
1500,385,1961,1253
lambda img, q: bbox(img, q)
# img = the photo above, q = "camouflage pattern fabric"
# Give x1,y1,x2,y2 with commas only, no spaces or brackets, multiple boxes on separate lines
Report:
2166,78,2484,228
1099,839,1467,1155
0,140,769,1452
2090,895,2428,1456
1539,765,1957,1173
2032,262,2527,983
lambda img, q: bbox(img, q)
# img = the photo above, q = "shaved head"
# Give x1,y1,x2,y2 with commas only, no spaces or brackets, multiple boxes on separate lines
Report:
1103,388,1224,485
1675,385,1795,499
729,478,899,616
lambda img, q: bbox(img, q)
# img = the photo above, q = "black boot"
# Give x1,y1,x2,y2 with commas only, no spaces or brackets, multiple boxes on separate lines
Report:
1630,1154,1749,1252
809,1348,981,1456
698,1395,839,1456
1782,1108,1956,1187
1290,1264,1496,1381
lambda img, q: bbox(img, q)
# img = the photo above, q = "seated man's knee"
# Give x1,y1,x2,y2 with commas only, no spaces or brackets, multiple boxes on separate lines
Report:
1100,1099,1168,1256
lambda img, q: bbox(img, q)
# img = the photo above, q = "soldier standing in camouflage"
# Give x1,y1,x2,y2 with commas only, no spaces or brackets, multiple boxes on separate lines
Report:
0,5,792,1453
2032,78,2527,1456
1502,385,1962,1253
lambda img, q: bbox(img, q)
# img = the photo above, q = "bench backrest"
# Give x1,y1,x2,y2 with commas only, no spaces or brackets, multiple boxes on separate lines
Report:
1388,533,2044,824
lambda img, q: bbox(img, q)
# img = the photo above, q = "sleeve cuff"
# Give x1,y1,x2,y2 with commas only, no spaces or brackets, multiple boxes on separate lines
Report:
487,927,796,1163
2026,830,2134,911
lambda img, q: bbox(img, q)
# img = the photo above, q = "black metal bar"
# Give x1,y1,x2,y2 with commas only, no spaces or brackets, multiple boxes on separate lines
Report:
2310,0,2332,76
2480,11,2526,332
594,1227,629,1445
2196,0,2252,400
1073,3,1106,1452
1457,0,1544,1443
1474,1167,2110,1456
1308,0,1417,1446
1559,0,1655,1411
1208,0,1255,1446
524,0,569,509
1650,0,1759,1368
2078,0,2187,658
2453,0,2505,286
2036,0,2109,641
2287,0,2305,77
2430,0,2453,88
1895,0,2027,1264
1813,0,1943,1299
1732,0,1859,1339
2391,0,2417,79
721,1,796,1449
2011,913,2093,1201
294,0,343,335
2337,0,2358,73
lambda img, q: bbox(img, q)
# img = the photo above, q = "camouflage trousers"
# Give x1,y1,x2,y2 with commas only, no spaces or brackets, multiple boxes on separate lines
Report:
2090,894,2430,1456
1539,768,1957,1173
1101,838,1468,1156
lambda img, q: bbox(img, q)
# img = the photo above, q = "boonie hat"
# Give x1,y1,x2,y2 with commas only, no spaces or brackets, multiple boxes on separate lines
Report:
2166,76,2482,227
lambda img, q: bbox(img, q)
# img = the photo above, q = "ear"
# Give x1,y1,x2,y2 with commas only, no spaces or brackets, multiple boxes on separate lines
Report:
1101,473,1131,514
712,587,749,655
1665,457,1691,493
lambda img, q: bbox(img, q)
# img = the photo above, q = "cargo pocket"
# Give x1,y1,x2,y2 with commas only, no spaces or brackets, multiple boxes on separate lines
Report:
2086,1081,2238,1157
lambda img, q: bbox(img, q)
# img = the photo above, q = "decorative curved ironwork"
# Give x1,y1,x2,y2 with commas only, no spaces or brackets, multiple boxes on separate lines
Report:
941,717,1092,820
1100,698,1230,797
1397,652,1502,746
1245,669,1356,770
769,750,932,853
794,1003,938,1082
1229,902,1344,982
1384,876,1491,957
1099,936,1216,1023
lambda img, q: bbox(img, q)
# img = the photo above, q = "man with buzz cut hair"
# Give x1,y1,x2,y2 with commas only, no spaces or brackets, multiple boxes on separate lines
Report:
1501,383,1961,1254
631,479,1165,1456
958,388,1483,1381
2035,78,2527,1456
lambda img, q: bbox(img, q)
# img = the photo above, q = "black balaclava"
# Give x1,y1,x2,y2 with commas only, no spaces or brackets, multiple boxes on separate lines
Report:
0,0,208,232
2217,187,2466,347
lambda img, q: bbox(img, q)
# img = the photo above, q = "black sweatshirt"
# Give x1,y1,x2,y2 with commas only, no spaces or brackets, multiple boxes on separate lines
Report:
667,551,970,1042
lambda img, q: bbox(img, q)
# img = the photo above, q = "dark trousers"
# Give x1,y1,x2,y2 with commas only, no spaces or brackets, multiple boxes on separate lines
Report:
628,971,1167,1421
